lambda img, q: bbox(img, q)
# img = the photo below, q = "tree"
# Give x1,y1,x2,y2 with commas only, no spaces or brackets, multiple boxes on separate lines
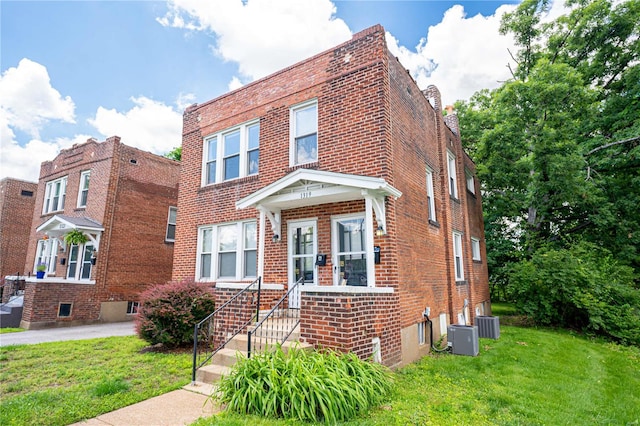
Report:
165,146,182,161
457,0,640,301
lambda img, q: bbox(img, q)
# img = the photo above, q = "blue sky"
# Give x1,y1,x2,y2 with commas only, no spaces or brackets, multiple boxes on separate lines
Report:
2,0,562,182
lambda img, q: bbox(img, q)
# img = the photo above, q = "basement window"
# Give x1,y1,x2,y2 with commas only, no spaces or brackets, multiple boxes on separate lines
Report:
58,303,72,317
127,301,140,315
418,321,427,345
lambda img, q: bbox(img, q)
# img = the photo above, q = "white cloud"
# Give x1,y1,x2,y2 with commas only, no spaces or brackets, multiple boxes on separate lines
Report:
0,58,75,139
176,92,197,111
0,135,88,182
158,0,351,81
88,96,183,154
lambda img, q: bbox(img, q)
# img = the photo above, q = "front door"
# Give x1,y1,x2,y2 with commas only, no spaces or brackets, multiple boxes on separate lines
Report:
288,220,317,308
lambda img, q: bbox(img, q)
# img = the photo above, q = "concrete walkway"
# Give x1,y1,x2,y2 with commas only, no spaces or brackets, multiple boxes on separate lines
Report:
0,321,136,346
0,322,222,425
69,383,219,426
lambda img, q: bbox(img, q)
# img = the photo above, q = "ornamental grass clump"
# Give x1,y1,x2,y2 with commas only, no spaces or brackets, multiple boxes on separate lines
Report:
216,346,393,423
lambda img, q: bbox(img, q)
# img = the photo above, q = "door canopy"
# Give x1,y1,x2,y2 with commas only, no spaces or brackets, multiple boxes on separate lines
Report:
36,214,104,249
236,169,402,238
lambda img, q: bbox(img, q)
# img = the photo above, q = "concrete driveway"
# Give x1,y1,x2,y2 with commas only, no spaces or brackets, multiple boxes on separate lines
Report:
0,321,136,346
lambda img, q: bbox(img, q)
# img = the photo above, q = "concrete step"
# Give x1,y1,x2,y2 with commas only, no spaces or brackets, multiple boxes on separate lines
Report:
211,347,247,368
195,363,233,383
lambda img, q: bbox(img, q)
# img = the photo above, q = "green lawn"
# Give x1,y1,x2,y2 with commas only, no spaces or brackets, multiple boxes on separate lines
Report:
196,321,640,425
0,336,192,426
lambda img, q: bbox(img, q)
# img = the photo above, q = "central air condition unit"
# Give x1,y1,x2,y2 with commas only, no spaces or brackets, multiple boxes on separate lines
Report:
476,316,500,339
447,325,479,356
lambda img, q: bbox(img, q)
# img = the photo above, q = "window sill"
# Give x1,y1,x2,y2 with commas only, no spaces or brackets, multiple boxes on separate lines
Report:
25,277,96,285
473,259,482,264
428,219,440,228
216,281,284,291
455,280,468,286
466,190,476,198
301,285,394,294
450,196,460,203
200,174,259,191
288,161,319,172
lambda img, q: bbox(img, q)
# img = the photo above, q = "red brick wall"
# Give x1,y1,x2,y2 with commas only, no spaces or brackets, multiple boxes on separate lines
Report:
20,281,99,327
0,178,37,279
300,290,402,367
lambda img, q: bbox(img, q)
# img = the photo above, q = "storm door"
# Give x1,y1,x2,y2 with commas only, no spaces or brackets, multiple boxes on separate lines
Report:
332,215,367,286
288,220,317,308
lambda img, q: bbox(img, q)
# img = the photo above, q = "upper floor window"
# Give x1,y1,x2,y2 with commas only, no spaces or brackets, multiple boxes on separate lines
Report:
465,169,476,194
43,176,67,214
166,206,177,242
471,237,481,261
203,120,259,185
453,231,464,281
197,221,257,281
290,100,318,166
447,152,458,199
77,171,90,208
426,167,436,222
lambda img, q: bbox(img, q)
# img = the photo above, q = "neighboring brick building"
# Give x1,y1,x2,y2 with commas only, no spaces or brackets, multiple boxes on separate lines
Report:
174,25,490,367
17,136,180,328
0,178,37,283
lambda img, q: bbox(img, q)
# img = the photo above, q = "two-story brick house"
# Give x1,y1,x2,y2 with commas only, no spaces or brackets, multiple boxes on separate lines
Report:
17,136,180,329
174,25,490,367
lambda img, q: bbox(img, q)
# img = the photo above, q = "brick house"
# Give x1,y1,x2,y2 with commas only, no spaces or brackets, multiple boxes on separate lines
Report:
174,25,490,368
0,178,37,282
16,136,180,329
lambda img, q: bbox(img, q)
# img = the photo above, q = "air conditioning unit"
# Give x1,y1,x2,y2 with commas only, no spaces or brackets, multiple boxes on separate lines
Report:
447,325,479,356
475,316,500,339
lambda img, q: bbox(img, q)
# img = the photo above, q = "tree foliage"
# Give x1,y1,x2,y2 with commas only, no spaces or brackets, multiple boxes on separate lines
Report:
457,0,640,340
165,146,182,161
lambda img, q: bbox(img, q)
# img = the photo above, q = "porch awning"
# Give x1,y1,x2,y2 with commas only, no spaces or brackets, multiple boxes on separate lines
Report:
236,169,401,237
36,215,104,250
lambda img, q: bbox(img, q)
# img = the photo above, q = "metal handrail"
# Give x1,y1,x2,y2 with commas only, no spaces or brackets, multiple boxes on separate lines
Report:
191,276,262,383
247,277,303,358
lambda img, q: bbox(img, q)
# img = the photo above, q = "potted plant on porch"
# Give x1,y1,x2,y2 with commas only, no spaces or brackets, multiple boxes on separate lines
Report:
36,263,47,279
64,229,88,246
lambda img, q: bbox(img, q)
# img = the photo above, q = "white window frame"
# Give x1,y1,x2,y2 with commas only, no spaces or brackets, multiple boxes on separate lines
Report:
290,99,318,166
426,167,436,221
165,206,177,242
196,221,258,281
77,170,90,208
35,238,60,274
202,120,260,186
453,231,464,281
127,301,140,315
465,169,476,194
471,237,481,261
447,151,458,199
43,176,67,214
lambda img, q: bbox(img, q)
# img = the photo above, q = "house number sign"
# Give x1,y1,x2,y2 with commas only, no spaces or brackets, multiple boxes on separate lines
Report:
300,191,312,199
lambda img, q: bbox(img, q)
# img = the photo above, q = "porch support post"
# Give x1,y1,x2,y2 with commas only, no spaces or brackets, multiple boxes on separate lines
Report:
363,192,376,288
258,208,266,278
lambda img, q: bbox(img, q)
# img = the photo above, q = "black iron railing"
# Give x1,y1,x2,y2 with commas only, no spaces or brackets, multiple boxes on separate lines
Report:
191,277,261,382
247,277,303,358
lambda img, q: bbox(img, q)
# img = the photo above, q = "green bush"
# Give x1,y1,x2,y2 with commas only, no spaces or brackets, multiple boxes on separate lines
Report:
135,278,215,348
508,242,640,345
216,346,393,423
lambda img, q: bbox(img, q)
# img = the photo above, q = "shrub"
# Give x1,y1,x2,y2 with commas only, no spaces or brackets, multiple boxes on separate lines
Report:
135,279,215,348
216,346,393,423
508,242,640,345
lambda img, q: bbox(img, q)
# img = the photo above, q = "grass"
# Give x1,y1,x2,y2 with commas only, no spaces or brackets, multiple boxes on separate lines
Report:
0,336,192,426
194,306,640,425
0,328,24,334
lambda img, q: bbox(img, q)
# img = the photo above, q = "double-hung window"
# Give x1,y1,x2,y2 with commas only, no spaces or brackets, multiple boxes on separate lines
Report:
426,167,436,222
197,221,257,280
77,171,90,208
465,169,476,194
290,100,318,166
471,237,481,261
447,152,458,199
203,120,260,185
453,231,464,281
43,176,67,214
166,206,177,242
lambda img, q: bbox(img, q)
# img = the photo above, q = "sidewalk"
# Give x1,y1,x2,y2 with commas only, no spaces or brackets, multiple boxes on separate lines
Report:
0,321,136,346
69,383,220,426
